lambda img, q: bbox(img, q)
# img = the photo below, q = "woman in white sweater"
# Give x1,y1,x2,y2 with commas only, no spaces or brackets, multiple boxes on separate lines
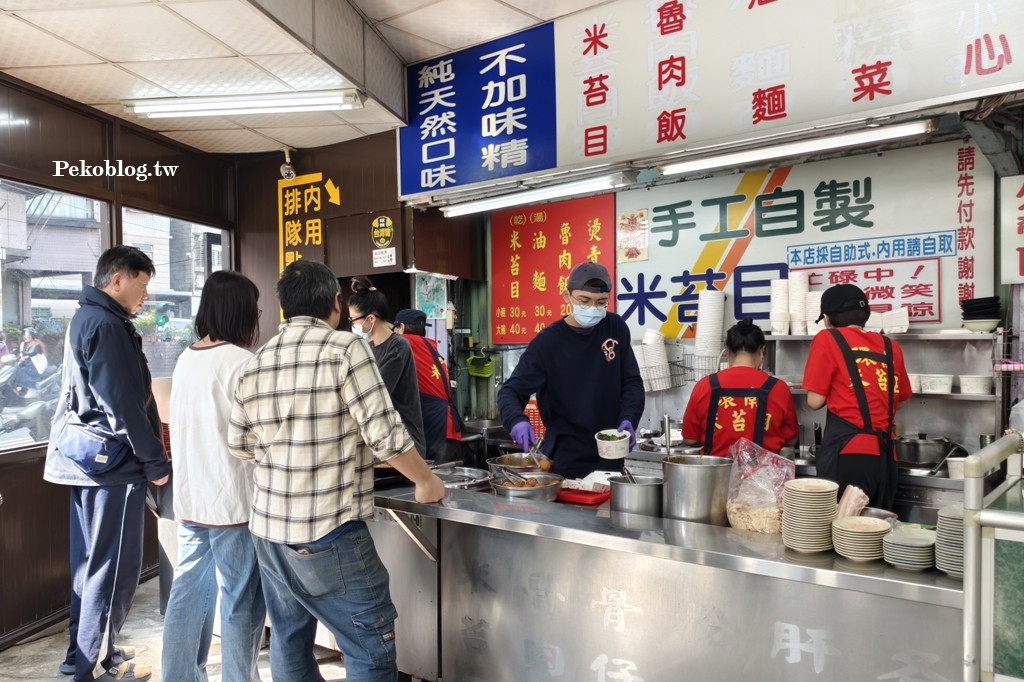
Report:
162,271,265,682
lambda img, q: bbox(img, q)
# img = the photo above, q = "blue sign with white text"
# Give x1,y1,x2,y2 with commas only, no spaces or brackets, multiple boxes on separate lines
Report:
398,23,557,198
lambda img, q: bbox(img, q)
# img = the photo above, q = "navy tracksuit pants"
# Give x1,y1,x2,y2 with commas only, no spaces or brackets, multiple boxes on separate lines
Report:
64,483,147,681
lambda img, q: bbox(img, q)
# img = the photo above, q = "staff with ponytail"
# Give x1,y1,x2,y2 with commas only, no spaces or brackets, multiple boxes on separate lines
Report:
682,318,799,457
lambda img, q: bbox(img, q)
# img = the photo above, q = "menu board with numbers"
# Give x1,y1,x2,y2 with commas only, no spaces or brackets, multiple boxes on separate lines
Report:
491,194,616,344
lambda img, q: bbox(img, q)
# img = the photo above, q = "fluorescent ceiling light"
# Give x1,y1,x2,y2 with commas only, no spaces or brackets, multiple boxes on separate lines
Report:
659,120,936,176
123,89,365,118
441,172,637,218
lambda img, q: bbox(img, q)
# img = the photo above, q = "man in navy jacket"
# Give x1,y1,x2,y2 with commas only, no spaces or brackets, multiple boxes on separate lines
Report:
44,245,169,682
498,262,644,478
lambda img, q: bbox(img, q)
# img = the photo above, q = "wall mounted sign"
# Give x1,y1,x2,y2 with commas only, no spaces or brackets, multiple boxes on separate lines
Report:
278,172,335,272
371,215,395,248
1000,174,1024,284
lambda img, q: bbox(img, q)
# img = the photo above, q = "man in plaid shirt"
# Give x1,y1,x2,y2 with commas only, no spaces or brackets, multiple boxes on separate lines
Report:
229,260,444,681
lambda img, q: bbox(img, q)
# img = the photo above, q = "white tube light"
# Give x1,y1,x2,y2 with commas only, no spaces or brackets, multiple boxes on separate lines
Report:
441,172,636,218
659,120,935,176
123,89,364,118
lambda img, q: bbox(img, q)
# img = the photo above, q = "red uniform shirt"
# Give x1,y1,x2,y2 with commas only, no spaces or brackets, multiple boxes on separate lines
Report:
802,327,911,456
682,366,799,457
407,334,461,440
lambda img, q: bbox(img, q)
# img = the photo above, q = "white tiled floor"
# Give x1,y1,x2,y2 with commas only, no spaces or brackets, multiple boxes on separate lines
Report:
0,578,350,681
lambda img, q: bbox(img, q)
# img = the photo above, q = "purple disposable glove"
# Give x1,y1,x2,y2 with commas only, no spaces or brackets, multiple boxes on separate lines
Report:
510,421,537,452
618,420,637,451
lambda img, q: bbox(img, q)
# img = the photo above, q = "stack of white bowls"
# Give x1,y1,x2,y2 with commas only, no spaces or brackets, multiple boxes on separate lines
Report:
770,280,790,335
805,291,825,335
694,289,725,371
665,339,687,387
788,272,809,336
831,516,890,561
883,528,936,571
781,478,838,553
935,504,964,578
639,329,672,392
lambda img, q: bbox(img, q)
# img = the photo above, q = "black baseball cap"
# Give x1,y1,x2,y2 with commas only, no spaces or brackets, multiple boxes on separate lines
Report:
394,309,428,325
566,262,611,294
816,283,869,323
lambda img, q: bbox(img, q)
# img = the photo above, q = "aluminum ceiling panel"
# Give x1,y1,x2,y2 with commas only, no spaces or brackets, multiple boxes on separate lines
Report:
376,22,448,64
351,122,398,136
500,0,615,22
249,53,352,90
313,0,365,84
121,57,289,97
0,14,101,68
16,5,233,62
0,0,143,8
169,0,303,56
4,63,173,104
349,0,440,22
163,127,281,153
224,110,349,127
334,98,403,126
386,0,535,51
363,25,404,117
247,0,314,46
256,124,362,148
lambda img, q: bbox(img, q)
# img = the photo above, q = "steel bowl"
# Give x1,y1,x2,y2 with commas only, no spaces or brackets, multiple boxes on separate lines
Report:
486,454,551,476
491,472,565,502
437,467,492,491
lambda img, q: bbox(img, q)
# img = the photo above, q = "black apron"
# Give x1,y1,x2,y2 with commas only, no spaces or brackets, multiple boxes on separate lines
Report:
815,329,897,506
704,373,778,456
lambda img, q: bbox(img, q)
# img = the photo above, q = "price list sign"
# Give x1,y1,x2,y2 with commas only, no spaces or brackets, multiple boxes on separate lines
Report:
491,194,616,344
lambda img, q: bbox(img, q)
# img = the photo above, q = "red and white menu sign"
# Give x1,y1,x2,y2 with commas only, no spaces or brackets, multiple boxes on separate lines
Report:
491,194,616,344
1000,174,1024,284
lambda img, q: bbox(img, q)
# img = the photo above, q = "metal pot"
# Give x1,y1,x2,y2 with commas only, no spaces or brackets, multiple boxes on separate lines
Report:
894,434,967,467
609,475,663,517
661,454,733,526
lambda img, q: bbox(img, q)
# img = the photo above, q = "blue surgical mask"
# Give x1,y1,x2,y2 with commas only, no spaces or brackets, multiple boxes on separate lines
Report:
352,323,371,340
573,304,606,328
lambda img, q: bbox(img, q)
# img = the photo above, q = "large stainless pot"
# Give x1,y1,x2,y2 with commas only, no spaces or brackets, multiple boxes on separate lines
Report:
609,475,663,517
894,434,967,467
661,454,733,526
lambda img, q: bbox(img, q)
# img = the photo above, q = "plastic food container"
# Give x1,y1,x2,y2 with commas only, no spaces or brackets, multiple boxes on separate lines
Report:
919,374,953,394
945,457,966,480
958,375,992,395
595,429,630,459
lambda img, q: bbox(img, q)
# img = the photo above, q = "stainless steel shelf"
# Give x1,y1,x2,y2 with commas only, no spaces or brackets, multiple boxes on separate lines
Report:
768,332,1000,341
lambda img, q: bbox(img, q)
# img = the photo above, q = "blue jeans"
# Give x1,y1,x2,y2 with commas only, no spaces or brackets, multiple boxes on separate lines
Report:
161,523,265,682
253,521,398,682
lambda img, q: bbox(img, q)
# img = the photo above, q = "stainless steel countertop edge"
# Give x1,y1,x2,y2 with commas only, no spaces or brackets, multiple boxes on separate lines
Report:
374,488,964,609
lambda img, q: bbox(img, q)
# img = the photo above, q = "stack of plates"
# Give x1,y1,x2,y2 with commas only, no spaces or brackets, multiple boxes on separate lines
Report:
960,296,1000,320
883,528,936,571
782,478,838,553
935,504,964,578
831,516,891,561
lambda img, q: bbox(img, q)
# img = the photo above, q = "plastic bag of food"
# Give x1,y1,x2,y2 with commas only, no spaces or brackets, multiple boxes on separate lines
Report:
725,438,796,533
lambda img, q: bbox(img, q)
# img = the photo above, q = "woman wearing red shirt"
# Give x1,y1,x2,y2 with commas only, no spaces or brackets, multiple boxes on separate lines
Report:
803,284,911,510
683,318,799,457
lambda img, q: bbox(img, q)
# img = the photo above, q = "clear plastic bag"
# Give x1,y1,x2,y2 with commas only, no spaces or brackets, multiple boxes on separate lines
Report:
726,438,796,533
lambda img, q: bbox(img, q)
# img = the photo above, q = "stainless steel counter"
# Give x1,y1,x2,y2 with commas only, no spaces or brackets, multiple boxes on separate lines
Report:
374,487,965,681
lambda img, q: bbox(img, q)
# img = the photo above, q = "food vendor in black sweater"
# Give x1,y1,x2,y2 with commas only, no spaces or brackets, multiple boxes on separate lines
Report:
497,262,645,478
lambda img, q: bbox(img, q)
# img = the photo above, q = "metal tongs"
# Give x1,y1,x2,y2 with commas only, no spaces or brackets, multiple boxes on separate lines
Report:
502,467,529,484
621,465,637,484
527,437,545,469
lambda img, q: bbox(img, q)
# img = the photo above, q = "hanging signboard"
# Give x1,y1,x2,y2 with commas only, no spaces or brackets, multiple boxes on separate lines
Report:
615,141,994,339
491,194,616,344
1000,174,1024,284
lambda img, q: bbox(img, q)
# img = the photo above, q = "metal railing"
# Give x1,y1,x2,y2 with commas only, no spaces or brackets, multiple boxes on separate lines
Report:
963,432,1024,682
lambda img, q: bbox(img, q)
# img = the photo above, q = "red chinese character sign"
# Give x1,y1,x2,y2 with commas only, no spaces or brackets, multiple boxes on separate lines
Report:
491,194,616,344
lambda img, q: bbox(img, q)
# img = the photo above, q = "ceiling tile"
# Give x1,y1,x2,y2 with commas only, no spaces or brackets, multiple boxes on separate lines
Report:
334,98,402,126
376,23,448,63
162,128,281,153
351,122,399,137
120,57,288,96
0,0,144,8
349,0,441,22
90,103,240,131
168,0,303,56
254,124,362,148
249,54,352,90
0,14,102,68
4,63,174,104
16,5,233,62
224,111,350,128
499,0,615,22
386,0,535,51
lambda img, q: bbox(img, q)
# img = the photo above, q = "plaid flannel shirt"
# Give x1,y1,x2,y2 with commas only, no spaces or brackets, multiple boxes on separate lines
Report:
228,317,413,543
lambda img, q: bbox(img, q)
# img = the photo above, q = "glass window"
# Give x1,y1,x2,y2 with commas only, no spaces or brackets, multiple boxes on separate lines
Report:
121,208,231,379
0,178,109,448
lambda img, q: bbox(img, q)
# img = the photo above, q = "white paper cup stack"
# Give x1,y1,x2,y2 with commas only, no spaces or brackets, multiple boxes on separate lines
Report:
805,291,825,335
638,335,672,393
770,279,790,335
665,339,687,387
694,289,726,357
